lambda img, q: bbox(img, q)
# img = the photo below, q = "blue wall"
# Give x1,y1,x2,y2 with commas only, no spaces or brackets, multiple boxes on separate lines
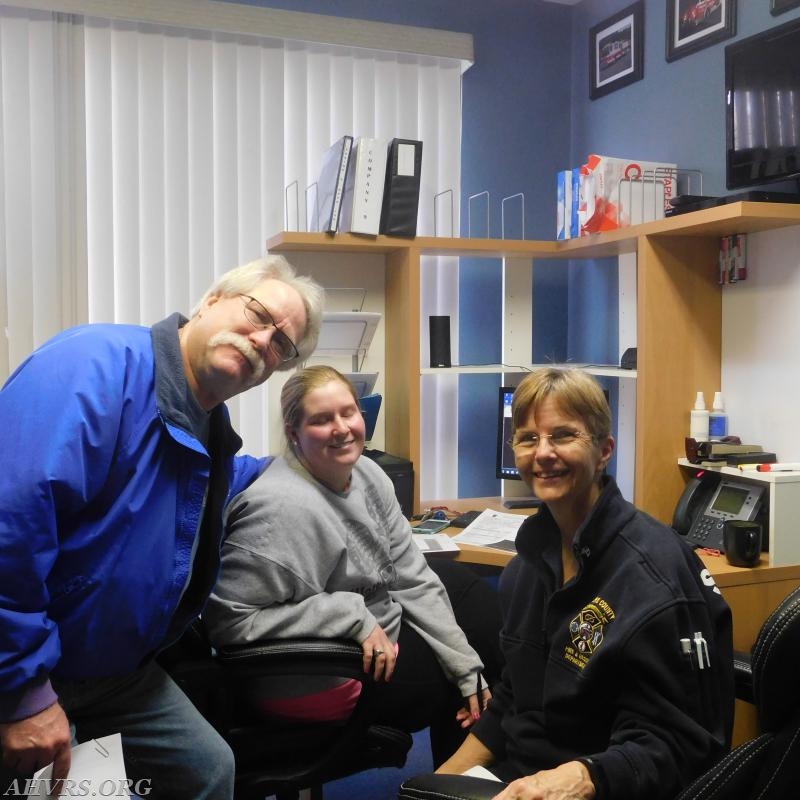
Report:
569,1,800,195
222,0,800,497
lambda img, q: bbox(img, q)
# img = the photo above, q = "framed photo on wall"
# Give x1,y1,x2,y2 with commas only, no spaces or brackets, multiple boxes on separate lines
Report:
771,0,800,15
589,1,644,100
666,0,736,62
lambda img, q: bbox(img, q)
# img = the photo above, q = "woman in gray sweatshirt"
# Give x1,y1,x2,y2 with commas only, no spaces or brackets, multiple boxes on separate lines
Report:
204,365,502,765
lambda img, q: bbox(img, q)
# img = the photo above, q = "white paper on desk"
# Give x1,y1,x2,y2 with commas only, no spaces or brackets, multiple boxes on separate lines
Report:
30,733,129,798
450,508,525,552
412,533,460,554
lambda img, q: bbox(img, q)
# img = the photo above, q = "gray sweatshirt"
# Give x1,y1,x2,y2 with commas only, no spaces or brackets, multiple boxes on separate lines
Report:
204,452,484,697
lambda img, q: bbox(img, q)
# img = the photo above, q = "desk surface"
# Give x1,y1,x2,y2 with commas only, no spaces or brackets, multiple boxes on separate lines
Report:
424,496,800,584
424,496,530,568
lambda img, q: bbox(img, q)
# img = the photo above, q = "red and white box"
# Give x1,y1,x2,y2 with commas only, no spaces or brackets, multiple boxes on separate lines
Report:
579,154,677,235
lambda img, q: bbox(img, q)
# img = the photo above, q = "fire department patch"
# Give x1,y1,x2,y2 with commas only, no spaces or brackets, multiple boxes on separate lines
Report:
564,597,616,669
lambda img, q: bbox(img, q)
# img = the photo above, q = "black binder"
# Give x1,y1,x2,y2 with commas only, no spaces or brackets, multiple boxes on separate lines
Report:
315,135,353,234
379,138,422,237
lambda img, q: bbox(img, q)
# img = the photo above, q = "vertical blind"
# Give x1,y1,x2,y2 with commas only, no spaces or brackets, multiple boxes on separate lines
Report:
0,4,465,491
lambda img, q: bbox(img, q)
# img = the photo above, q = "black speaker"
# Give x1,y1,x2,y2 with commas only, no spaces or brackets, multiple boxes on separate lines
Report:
429,315,451,368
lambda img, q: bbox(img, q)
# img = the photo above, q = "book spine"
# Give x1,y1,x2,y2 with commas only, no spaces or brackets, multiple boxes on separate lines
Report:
570,168,581,238
556,170,571,240
351,138,387,235
329,137,353,232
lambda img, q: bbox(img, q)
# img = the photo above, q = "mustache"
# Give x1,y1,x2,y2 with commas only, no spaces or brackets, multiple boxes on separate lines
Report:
209,331,267,381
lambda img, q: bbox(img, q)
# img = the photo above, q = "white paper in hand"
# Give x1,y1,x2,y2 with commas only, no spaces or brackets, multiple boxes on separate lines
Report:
29,733,131,798
461,765,503,781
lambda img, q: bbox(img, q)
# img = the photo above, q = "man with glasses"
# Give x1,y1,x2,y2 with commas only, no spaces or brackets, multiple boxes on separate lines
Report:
0,255,324,799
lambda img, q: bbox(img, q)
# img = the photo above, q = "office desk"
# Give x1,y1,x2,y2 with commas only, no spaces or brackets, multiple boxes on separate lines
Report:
425,496,800,745
426,496,531,568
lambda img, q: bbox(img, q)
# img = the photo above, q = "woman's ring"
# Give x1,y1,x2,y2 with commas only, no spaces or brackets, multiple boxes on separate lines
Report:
373,648,384,656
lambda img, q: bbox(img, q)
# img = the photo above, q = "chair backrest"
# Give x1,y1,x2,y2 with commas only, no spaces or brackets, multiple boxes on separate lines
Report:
163,625,412,800
751,584,800,732
675,584,800,800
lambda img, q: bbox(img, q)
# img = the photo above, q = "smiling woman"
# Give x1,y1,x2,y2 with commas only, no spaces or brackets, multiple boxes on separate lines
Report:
427,366,736,800
509,368,613,545
203,364,505,768
282,365,367,493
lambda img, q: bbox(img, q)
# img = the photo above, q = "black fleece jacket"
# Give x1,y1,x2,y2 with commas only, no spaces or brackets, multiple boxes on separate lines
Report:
471,477,734,800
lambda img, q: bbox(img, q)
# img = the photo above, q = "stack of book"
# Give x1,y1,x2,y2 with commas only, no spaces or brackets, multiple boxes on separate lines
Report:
315,136,422,237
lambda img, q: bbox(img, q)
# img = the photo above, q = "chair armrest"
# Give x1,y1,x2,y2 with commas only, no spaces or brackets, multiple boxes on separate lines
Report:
734,649,753,705
218,637,366,681
399,773,506,800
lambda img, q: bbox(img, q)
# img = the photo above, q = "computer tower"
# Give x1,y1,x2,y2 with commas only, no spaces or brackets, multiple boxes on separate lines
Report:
363,449,414,518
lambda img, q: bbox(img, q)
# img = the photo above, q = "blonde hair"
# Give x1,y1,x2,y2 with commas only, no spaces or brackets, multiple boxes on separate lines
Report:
191,255,325,370
511,367,611,442
281,365,359,448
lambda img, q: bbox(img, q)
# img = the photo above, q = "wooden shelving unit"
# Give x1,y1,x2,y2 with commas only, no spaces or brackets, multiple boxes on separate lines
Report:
267,201,800,519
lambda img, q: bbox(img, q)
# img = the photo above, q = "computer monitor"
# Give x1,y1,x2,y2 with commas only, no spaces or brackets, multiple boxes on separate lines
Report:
496,386,520,480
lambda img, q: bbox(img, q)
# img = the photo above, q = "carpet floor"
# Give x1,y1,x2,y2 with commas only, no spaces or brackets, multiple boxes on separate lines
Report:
322,728,433,800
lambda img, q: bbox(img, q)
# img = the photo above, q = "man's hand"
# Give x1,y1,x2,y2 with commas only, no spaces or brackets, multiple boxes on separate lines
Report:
492,760,596,800
0,703,72,786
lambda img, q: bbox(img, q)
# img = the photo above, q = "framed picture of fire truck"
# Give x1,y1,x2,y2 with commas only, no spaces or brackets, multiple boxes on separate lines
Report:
590,2,644,100
666,0,736,62
771,0,800,16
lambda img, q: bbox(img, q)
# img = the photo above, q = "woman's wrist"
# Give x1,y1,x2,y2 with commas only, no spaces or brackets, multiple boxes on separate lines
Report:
575,757,602,799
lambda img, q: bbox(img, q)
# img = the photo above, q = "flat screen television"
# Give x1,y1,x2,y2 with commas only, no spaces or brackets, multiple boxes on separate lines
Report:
725,17,800,191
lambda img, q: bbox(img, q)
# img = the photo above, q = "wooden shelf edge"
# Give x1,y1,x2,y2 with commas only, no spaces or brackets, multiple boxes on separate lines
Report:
420,363,637,378
267,203,800,260
678,458,800,483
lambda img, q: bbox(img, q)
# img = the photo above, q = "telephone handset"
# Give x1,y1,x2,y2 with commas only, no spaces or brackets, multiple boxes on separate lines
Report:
672,471,766,551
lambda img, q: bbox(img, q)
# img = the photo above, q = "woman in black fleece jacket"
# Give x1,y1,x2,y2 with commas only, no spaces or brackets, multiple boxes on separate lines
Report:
436,368,734,800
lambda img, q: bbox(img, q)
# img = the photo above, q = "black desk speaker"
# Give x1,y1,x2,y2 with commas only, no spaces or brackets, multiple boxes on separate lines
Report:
429,315,451,368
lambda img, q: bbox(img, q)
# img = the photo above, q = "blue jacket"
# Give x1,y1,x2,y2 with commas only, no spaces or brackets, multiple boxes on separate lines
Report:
0,314,263,721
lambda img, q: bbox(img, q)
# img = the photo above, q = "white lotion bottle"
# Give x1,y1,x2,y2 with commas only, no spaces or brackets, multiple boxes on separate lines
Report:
690,391,710,442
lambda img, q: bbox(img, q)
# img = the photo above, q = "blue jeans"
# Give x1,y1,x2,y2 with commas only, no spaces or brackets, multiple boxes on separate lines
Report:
50,661,234,800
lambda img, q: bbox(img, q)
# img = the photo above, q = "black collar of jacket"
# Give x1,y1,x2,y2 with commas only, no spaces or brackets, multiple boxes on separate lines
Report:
515,476,636,570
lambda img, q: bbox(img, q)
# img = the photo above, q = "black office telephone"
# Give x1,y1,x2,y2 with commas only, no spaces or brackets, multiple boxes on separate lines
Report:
672,471,766,551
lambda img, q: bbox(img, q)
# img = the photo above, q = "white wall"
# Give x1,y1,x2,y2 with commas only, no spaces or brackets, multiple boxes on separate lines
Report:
722,226,800,460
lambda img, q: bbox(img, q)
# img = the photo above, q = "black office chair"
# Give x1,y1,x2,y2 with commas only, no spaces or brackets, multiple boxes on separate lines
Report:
161,621,412,800
398,586,800,800
675,583,800,800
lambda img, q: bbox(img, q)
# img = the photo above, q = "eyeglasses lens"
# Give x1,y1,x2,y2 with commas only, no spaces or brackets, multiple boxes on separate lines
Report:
242,296,298,362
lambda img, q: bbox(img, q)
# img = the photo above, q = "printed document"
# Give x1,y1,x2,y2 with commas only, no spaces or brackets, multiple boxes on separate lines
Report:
28,733,129,798
450,509,526,552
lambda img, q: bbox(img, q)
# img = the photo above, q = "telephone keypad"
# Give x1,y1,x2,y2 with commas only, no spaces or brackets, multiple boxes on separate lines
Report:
688,515,724,548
